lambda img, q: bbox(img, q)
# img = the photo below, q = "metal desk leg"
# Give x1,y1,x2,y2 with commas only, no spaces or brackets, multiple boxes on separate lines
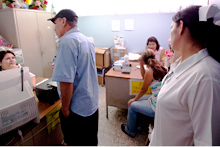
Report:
106,103,108,118
102,68,104,87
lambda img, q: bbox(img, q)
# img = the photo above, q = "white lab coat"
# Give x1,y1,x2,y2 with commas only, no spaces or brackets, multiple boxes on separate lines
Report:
150,49,220,146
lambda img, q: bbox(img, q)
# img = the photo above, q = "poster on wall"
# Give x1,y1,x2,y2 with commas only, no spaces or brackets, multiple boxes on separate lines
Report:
112,20,120,31
129,79,151,95
125,19,134,31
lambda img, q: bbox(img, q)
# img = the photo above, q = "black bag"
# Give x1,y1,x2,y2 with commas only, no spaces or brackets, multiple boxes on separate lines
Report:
35,78,60,105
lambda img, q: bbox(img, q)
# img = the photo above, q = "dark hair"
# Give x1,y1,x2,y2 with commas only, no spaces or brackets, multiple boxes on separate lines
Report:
146,36,160,51
0,50,16,71
142,50,167,81
172,5,220,63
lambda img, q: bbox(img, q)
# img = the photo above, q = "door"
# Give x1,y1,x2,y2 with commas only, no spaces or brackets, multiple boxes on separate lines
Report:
15,10,44,77
37,12,57,78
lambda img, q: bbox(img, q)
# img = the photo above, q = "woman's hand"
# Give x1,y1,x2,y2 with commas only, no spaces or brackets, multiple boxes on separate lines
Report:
138,57,144,65
9,64,18,69
128,98,136,107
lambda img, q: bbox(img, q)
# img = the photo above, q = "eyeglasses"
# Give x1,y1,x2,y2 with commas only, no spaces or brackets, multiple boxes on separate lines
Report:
147,44,156,47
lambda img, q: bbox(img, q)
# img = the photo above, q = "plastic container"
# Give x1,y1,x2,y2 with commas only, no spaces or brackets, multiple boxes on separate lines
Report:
124,55,129,67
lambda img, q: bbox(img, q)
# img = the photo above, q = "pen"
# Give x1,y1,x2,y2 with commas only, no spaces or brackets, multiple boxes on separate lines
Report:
21,67,23,91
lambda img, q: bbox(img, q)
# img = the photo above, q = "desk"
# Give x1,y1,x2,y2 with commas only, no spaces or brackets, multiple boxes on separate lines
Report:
105,62,142,118
35,77,61,119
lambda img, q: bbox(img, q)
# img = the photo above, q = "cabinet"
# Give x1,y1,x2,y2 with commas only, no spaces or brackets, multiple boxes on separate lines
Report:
0,9,56,78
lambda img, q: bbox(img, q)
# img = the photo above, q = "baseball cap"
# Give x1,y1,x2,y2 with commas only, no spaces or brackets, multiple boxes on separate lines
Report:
48,9,78,23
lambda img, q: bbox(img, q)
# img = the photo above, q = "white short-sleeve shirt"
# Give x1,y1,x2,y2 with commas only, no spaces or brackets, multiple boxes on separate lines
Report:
150,49,220,146
154,47,163,62
17,64,35,78
29,72,35,78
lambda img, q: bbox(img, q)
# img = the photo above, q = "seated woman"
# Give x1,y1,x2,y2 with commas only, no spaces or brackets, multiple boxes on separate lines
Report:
0,50,36,90
145,36,165,66
121,49,167,137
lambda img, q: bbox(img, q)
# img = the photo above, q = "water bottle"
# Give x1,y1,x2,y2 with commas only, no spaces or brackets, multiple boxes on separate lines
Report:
124,55,129,67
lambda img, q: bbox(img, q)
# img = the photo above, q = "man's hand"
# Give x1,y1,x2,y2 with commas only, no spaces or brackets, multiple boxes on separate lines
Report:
60,82,73,118
52,63,54,69
62,108,70,117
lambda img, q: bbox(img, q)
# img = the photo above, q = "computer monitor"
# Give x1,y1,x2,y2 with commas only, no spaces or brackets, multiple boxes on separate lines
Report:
0,67,40,135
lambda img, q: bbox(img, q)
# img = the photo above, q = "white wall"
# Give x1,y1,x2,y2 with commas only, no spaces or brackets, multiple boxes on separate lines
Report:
45,0,52,12
209,0,220,5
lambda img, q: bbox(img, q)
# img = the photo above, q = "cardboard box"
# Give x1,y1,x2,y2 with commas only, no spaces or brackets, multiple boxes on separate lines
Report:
113,47,127,63
0,1,2,9
97,74,104,85
95,47,111,68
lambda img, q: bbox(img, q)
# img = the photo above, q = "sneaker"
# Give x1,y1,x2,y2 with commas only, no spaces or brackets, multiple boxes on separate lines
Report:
121,124,135,138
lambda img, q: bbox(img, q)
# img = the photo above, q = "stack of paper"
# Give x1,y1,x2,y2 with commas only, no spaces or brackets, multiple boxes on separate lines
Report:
128,53,141,61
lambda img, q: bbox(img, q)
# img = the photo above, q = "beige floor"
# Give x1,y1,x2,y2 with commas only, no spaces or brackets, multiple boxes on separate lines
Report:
98,85,149,146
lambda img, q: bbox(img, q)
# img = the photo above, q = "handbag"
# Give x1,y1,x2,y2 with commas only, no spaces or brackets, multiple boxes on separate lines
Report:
35,78,60,105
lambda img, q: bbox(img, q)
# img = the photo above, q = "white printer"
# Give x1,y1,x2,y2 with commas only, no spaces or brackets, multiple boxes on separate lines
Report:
0,67,39,135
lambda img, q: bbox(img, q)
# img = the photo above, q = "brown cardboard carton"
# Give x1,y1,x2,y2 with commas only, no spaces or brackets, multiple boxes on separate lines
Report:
0,0,2,9
113,47,127,63
97,74,104,85
95,47,111,68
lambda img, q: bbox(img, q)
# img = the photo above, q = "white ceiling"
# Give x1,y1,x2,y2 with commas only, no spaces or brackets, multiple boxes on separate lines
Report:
52,0,209,16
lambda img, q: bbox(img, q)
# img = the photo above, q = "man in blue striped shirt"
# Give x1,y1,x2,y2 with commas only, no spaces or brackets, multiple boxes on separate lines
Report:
48,9,99,146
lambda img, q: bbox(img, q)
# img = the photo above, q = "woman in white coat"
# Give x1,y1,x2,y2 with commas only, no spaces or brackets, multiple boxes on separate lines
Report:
150,4,220,146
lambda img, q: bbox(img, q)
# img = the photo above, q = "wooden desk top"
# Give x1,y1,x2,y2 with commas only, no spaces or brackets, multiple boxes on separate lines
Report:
105,62,142,80
35,77,61,119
